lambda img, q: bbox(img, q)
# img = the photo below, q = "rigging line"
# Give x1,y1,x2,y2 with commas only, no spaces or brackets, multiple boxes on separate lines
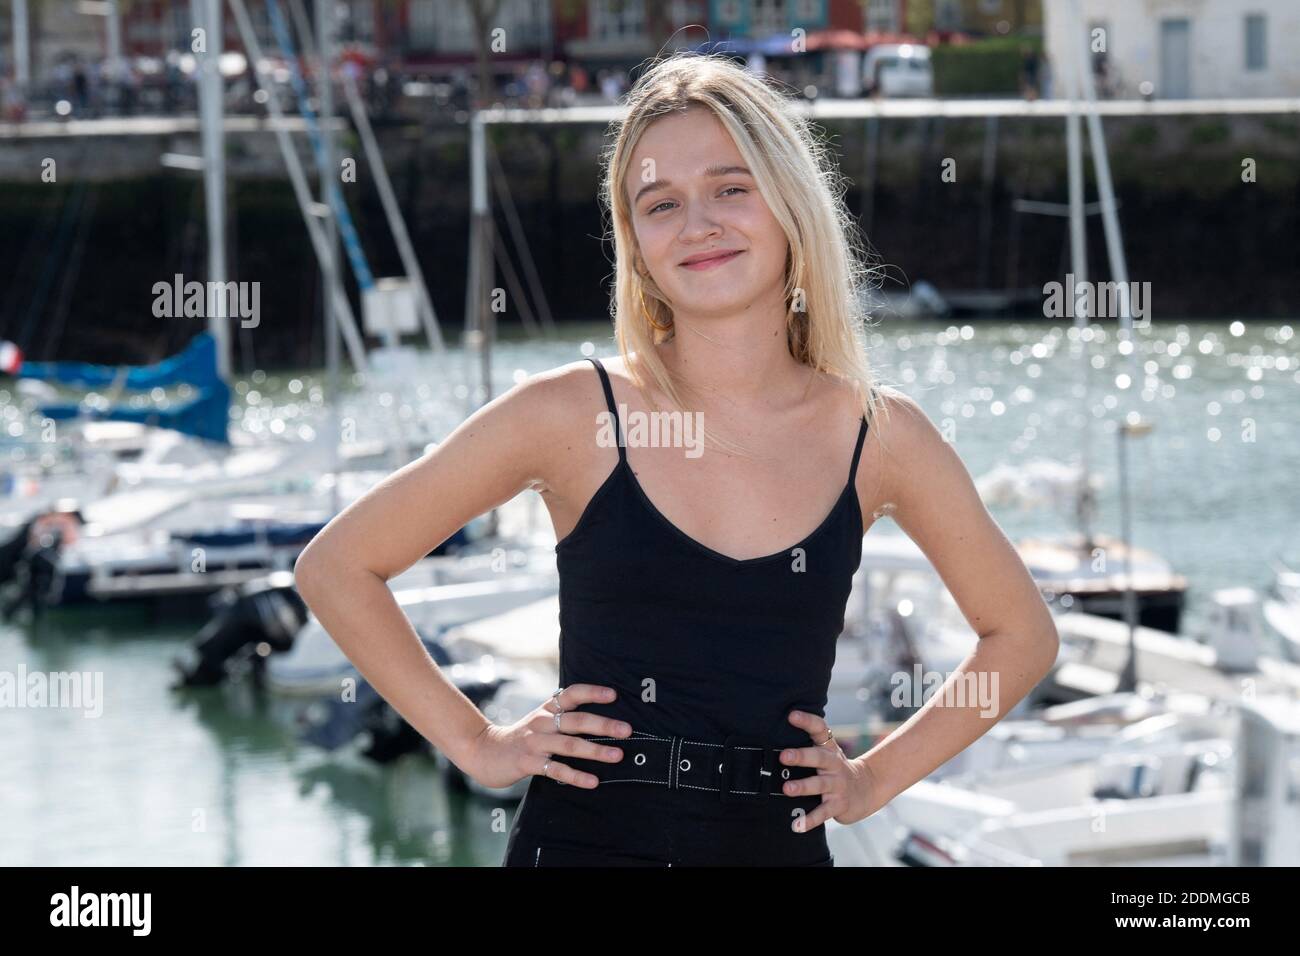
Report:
16,180,88,353
297,0,451,352
41,182,99,360
0,183,63,337
264,0,375,293
17,137,99,353
486,135,556,334
167,172,205,357
491,224,540,337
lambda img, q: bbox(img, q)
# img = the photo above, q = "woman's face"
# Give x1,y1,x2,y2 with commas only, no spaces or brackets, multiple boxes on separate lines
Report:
624,106,789,321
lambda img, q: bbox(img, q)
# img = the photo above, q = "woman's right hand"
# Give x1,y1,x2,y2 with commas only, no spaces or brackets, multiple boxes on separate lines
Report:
464,684,633,790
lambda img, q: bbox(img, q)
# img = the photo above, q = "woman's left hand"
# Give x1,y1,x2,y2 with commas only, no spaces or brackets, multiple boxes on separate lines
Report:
779,710,883,831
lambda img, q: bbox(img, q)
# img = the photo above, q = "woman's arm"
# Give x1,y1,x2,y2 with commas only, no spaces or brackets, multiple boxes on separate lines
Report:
853,388,1061,812
292,362,625,783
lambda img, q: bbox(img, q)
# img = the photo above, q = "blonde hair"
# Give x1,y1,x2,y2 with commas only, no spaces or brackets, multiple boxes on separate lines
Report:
598,52,891,457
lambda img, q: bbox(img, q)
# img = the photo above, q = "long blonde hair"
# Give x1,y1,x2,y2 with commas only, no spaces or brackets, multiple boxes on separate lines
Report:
598,52,891,456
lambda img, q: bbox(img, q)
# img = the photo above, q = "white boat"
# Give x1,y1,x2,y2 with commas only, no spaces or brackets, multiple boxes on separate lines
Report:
1048,588,1300,703
1262,561,1300,664
3,467,399,612
837,689,1300,867
859,279,949,320
1017,532,1188,635
827,577,1300,867
827,688,1245,866
264,538,560,698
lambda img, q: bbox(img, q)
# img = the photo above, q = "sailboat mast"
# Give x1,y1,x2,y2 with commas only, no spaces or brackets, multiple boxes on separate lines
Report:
13,0,30,98
197,0,231,383
468,112,499,536
1064,2,1094,550
1068,0,1134,345
317,0,343,514
1065,0,1145,687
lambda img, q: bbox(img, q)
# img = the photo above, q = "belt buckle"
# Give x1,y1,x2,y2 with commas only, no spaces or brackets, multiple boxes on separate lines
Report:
719,734,772,805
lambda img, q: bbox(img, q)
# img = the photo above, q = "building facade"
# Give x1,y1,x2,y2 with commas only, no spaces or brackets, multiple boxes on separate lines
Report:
104,0,913,71
1043,0,1300,99
11,0,933,87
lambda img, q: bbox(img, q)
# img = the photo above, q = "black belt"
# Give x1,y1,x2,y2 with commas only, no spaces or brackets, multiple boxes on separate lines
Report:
556,731,819,805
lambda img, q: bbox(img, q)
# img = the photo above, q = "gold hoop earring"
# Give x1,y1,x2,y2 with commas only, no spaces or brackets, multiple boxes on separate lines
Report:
639,283,673,332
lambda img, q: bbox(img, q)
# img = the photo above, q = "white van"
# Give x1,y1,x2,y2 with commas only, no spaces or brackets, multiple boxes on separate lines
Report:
862,44,933,97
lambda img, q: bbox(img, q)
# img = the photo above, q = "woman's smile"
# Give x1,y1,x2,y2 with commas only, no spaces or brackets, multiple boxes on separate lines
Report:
679,249,745,271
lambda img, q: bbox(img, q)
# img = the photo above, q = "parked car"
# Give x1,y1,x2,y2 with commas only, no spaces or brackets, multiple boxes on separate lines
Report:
862,44,933,97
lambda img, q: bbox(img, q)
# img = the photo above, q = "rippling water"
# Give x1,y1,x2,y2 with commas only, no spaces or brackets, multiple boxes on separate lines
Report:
2,318,1296,865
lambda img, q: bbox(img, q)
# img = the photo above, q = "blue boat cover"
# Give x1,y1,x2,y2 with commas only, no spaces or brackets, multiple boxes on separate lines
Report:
18,333,231,444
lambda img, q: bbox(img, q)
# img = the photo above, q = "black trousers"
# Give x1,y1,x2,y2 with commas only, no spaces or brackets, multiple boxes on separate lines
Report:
502,773,835,867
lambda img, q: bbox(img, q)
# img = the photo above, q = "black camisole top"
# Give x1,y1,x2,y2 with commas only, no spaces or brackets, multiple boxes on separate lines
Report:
503,356,869,866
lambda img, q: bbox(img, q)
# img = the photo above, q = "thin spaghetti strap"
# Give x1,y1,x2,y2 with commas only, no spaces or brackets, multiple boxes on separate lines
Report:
848,415,869,486
587,357,625,461
846,384,880,486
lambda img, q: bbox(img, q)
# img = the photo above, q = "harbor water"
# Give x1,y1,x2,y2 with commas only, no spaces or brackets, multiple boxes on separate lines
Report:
2,317,1296,865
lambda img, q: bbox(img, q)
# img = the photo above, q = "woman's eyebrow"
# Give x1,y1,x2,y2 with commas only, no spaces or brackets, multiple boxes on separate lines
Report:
633,165,753,205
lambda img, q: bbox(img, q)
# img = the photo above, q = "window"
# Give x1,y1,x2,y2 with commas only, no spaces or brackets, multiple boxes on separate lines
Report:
409,0,436,49
715,0,744,26
670,0,707,27
435,0,475,51
172,4,192,49
936,0,961,31
866,0,898,33
590,0,645,41
793,0,822,22
345,0,373,43
751,0,788,36
506,0,551,47
1245,14,1267,71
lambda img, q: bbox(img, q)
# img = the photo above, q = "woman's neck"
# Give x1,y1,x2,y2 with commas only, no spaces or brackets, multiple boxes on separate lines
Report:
657,299,811,414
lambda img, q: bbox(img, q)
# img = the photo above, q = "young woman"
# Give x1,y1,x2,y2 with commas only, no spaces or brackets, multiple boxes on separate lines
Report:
293,54,1060,867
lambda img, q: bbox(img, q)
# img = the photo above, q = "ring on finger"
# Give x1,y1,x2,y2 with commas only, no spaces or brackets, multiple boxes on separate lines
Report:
546,687,566,715
815,728,835,746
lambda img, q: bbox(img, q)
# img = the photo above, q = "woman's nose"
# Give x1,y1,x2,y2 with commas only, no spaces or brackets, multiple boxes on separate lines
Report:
678,200,722,242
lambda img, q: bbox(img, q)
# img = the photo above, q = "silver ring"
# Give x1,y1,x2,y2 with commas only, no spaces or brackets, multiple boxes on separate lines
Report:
546,687,566,715
553,708,564,732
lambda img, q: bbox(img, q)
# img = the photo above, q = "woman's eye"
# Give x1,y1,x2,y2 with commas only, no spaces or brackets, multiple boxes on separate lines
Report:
647,188,745,214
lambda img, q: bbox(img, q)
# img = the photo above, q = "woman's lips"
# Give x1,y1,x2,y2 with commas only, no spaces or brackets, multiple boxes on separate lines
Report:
679,250,744,271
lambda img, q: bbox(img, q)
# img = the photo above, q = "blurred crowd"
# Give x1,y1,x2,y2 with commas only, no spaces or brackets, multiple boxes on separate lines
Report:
1,45,1118,126
0,53,640,123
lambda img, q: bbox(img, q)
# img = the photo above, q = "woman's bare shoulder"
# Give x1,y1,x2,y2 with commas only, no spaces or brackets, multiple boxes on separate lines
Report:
503,358,612,433
864,385,979,518
863,384,942,456
503,356,619,459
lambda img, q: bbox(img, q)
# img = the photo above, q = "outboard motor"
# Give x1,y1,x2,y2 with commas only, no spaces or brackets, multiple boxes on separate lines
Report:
0,518,35,589
173,572,307,687
299,631,505,764
1,509,78,621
